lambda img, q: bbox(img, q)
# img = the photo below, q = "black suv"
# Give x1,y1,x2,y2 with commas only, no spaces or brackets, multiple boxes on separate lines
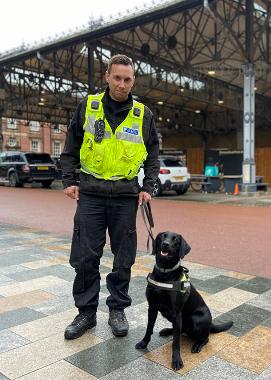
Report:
0,151,57,188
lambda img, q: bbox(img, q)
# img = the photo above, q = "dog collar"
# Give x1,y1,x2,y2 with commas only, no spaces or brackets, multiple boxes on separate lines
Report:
155,261,182,273
147,269,190,293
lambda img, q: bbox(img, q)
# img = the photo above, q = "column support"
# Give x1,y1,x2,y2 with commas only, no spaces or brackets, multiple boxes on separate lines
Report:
241,63,256,192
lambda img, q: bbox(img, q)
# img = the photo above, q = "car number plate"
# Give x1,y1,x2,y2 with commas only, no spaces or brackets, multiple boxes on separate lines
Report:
37,166,49,170
174,176,184,181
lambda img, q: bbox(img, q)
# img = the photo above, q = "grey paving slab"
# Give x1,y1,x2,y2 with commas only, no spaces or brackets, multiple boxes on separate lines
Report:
39,238,71,245
127,301,173,333
98,265,111,274
94,302,173,339
10,232,45,240
126,286,147,305
97,297,111,313
189,277,205,289
182,356,258,380
65,326,169,378
0,251,49,268
29,295,75,315
0,265,31,275
129,276,148,289
100,356,181,380
7,264,75,282
0,373,9,380
257,365,271,379
235,277,271,294
98,286,147,312
213,304,271,337
195,275,244,294
0,329,30,353
247,290,271,312
209,308,223,319
90,312,116,341
0,233,25,241
0,245,30,255
261,317,271,328
0,275,15,285
45,282,73,297
0,308,45,330
187,266,228,281
135,250,149,257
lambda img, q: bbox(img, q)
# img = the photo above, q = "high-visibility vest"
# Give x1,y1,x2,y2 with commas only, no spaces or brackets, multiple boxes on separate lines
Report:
80,93,147,180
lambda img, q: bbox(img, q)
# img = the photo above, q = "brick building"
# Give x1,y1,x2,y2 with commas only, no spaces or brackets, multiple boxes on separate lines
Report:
1,118,67,156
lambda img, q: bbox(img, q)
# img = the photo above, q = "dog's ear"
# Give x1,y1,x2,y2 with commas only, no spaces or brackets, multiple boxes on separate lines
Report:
179,235,191,258
152,233,161,255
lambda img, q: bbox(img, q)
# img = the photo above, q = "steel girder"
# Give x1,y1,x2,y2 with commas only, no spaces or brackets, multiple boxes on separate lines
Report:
0,0,270,135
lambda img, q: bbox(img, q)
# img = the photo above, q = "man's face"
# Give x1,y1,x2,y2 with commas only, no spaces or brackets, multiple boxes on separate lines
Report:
106,64,135,102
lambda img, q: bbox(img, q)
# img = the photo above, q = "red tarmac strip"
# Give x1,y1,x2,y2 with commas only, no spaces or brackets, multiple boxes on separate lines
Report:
0,186,270,278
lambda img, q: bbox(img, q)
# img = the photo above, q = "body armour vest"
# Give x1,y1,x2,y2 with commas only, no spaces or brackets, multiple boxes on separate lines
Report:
80,93,148,181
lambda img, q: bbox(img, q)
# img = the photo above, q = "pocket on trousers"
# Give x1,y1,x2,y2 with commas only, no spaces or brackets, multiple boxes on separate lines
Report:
116,227,137,269
70,224,86,293
69,224,82,269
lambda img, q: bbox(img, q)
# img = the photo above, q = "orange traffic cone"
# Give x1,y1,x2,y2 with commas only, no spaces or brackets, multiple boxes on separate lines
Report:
233,183,239,195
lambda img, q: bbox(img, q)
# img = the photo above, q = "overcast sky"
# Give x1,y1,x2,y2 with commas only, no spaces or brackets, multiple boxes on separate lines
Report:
0,0,155,53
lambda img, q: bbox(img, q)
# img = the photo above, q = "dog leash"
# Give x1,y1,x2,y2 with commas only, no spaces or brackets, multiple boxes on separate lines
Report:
140,201,155,251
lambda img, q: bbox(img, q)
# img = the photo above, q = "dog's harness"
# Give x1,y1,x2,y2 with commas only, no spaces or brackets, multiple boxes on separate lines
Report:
147,266,191,294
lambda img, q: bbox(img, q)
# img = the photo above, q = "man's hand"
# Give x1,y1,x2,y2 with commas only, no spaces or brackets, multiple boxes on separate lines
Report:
64,185,79,200
138,191,151,206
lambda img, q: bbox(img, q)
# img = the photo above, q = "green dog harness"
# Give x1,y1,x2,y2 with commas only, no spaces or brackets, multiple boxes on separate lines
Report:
147,267,191,294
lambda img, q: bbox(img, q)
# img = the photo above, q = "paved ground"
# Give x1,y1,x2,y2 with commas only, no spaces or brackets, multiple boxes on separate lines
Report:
0,185,271,277
0,223,271,379
0,184,271,379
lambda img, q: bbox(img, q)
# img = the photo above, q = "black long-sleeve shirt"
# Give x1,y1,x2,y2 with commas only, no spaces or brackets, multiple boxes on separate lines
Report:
60,88,160,196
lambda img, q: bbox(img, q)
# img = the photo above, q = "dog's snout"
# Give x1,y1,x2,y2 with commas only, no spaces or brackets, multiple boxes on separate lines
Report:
161,241,169,251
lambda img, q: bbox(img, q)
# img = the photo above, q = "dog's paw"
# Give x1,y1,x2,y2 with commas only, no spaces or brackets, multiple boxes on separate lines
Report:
172,358,184,371
191,338,209,353
159,328,173,336
172,352,183,370
135,340,148,349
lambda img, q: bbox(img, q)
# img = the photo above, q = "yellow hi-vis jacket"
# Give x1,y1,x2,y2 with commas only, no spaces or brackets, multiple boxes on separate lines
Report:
80,93,147,180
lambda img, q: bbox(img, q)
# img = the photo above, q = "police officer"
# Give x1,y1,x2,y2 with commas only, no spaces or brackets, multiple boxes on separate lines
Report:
61,54,159,339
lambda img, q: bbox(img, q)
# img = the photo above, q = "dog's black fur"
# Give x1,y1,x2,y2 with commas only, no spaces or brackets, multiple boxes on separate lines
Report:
135,231,233,370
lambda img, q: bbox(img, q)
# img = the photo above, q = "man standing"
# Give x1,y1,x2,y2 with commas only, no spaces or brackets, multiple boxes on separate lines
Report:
61,54,159,339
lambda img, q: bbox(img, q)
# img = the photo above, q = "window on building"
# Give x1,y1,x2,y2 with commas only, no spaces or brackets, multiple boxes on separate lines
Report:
53,141,61,156
31,140,40,152
7,119,17,129
29,121,40,131
53,124,61,133
7,136,17,147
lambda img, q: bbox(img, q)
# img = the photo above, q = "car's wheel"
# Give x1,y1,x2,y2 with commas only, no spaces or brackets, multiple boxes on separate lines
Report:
41,180,53,188
176,187,188,195
8,172,20,187
152,180,162,197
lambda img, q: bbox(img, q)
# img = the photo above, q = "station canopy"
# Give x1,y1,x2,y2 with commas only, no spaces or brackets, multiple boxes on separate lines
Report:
0,0,270,135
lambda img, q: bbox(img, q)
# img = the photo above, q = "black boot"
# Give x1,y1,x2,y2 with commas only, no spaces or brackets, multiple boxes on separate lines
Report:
64,313,96,340
108,310,129,337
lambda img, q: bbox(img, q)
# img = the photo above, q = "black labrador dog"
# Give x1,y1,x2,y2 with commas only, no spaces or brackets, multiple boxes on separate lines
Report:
135,231,233,370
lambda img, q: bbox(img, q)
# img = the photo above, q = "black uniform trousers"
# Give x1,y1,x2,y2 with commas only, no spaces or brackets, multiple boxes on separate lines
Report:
70,193,138,316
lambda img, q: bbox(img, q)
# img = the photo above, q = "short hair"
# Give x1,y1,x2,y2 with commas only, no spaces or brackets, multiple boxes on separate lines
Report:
107,54,134,73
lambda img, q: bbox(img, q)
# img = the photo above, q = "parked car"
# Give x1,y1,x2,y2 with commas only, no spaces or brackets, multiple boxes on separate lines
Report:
0,151,57,188
51,156,62,180
138,155,191,196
